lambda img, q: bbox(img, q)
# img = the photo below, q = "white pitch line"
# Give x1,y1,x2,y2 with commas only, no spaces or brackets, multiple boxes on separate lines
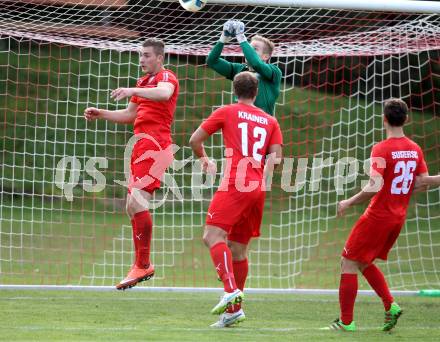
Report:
2,296,76,300
146,326,440,332
0,296,194,301
14,325,440,333
18,326,137,331
0,285,419,296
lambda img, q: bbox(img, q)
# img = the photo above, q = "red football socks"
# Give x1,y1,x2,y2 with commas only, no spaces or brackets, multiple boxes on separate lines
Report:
132,211,153,268
233,258,248,291
339,273,358,325
362,264,393,311
209,242,237,293
226,258,248,313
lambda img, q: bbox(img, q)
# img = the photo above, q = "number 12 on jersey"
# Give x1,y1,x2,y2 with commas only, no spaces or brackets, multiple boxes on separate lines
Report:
238,122,267,162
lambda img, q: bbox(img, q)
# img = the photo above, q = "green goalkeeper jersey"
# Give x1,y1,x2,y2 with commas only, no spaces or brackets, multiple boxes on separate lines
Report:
207,41,282,115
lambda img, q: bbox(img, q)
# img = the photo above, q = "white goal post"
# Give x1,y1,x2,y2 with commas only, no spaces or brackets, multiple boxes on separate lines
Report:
211,0,440,13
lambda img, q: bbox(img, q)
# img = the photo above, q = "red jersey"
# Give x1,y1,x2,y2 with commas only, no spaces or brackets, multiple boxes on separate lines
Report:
201,103,283,187
130,69,179,144
365,136,428,221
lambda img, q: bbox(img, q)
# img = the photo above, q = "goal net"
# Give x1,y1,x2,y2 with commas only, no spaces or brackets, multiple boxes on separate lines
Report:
1,0,439,290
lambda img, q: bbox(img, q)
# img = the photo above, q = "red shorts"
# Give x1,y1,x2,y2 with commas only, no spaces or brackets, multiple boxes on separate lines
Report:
206,186,265,245
342,214,405,264
129,137,173,194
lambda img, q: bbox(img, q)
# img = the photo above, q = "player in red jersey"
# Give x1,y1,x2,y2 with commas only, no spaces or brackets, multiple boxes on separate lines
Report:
84,38,179,290
189,71,283,327
330,99,430,332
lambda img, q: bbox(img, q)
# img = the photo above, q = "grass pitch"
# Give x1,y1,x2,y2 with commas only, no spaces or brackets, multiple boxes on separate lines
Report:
1,289,440,341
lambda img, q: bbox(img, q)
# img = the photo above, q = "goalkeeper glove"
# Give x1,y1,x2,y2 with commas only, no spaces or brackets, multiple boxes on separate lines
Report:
220,20,235,43
233,20,246,43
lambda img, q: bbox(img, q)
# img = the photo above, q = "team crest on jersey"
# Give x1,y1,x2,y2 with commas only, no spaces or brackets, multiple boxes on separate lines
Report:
137,75,156,87
138,71,172,88
147,75,156,84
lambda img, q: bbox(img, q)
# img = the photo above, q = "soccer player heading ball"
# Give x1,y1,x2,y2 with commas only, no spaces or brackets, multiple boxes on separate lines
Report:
331,98,440,332
190,71,283,327
84,38,179,290
207,20,282,115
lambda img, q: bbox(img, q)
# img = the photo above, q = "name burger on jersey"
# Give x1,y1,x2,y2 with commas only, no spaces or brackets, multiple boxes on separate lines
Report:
238,111,269,125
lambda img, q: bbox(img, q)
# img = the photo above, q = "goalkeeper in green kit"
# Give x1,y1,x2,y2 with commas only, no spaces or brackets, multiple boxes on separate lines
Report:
207,20,282,115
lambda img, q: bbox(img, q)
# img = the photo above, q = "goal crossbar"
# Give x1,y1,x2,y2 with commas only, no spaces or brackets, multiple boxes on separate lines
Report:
211,0,440,13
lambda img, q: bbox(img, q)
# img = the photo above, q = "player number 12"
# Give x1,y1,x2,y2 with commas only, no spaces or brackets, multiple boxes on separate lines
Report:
238,122,267,162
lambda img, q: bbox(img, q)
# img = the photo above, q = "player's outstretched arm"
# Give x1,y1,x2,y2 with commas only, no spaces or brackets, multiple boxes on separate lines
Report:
111,82,174,102
189,127,216,174
416,173,440,187
84,102,137,124
424,175,440,186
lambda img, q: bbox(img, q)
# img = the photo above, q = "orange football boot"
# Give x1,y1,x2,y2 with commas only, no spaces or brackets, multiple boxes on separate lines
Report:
116,263,155,290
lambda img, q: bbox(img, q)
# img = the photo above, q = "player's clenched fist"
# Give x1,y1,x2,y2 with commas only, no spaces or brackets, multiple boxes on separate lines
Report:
337,200,350,217
232,20,246,43
202,158,217,175
84,107,102,121
220,20,235,43
232,20,245,35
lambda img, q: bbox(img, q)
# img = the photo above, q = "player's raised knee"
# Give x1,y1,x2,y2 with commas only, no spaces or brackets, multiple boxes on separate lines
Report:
203,225,227,247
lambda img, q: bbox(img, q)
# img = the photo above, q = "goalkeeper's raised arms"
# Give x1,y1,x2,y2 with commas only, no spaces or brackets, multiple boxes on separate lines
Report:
220,20,236,43
219,20,246,44
232,20,246,43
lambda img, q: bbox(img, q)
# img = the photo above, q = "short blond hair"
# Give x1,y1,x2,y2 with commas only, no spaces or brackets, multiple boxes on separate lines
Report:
251,35,275,57
142,38,165,56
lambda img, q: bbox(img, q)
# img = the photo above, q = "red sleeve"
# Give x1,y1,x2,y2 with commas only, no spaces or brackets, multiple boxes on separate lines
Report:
201,108,225,135
370,143,387,176
268,120,283,146
157,70,179,89
417,147,428,175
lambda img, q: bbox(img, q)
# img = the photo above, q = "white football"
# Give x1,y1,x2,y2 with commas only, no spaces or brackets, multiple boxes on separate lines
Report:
179,0,207,12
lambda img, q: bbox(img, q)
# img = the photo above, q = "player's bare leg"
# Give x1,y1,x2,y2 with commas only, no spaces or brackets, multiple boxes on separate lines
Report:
116,189,155,290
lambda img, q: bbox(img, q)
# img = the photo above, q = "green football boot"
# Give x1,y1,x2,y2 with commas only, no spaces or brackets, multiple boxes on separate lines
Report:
329,318,356,332
383,302,403,331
